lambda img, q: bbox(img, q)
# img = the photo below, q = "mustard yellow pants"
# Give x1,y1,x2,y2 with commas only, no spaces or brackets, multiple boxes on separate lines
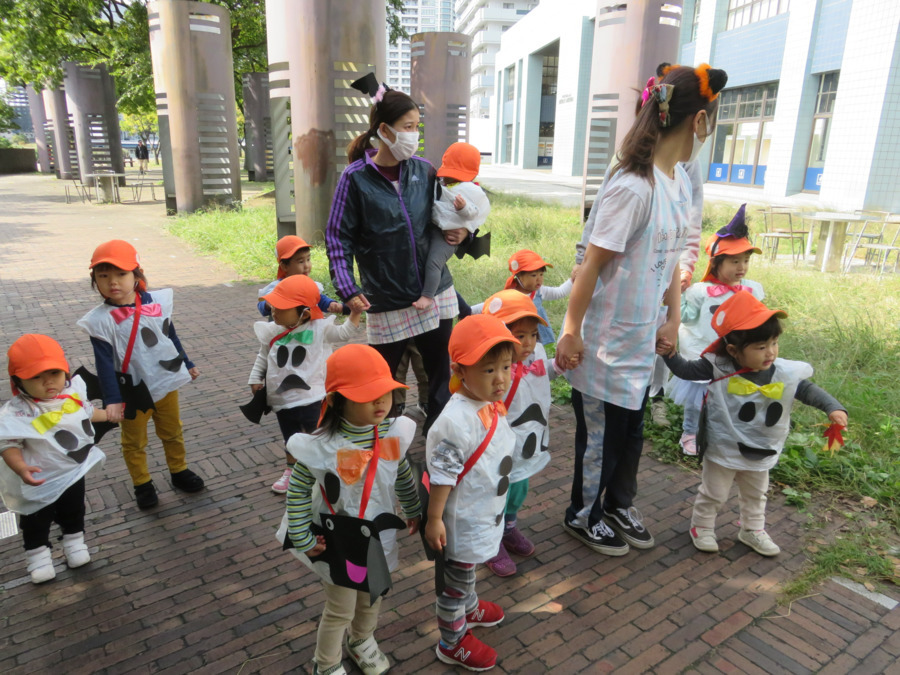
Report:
119,390,187,486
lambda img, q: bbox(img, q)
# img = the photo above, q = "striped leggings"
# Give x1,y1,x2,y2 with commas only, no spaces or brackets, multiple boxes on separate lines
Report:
436,559,478,645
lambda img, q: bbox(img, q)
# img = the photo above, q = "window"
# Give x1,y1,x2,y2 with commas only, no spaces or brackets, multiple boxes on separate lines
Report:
503,2,514,8
691,0,701,41
804,71,839,191
726,0,789,31
709,82,778,186
541,55,558,96
506,66,515,101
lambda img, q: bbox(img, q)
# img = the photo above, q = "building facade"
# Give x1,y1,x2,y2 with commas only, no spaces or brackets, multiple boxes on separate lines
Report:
683,0,900,210
386,0,456,93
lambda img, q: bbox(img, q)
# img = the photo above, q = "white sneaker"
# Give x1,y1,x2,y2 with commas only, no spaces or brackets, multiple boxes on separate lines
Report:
650,399,670,427
690,527,719,552
312,663,347,675
738,528,781,556
680,433,698,456
26,546,56,584
62,532,91,567
346,635,390,675
271,468,293,494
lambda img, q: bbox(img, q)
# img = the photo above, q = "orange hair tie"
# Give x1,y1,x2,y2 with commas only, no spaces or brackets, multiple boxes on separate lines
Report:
695,64,718,102
662,64,680,77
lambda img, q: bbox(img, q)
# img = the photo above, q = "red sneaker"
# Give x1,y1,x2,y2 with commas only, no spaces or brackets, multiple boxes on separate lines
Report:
465,599,504,627
436,630,497,671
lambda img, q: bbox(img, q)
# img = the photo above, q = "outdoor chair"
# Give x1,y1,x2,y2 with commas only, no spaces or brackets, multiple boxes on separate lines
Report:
757,206,808,264
844,210,889,268
845,215,900,275
64,179,92,204
128,179,157,203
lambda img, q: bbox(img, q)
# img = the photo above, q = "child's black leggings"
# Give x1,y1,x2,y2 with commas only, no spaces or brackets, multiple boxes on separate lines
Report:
19,478,86,550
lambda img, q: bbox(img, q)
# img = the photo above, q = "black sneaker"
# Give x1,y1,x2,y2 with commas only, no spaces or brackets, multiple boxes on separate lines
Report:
603,506,655,549
563,518,629,556
171,469,205,493
134,481,158,509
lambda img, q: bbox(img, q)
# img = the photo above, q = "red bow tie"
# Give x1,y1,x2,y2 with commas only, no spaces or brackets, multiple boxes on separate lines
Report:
707,284,747,297
110,303,163,324
518,360,546,377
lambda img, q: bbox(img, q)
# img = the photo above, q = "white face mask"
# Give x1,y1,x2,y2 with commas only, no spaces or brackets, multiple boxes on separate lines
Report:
377,125,419,161
689,115,713,162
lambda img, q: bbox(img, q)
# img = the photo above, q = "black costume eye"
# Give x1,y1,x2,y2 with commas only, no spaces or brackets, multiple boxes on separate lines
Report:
324,472,341,504
276,345,289,368
54,429,79,450
291,347,306,368
326,519,335,531
765,402,783,427
495,513,504,526
497,476,509,497
141,327,158,348
162,318,171,336
498,455,513,476
522,433,537,459
709,304,721,314
82,419,93,435
360,525,371,538
738,402,756,422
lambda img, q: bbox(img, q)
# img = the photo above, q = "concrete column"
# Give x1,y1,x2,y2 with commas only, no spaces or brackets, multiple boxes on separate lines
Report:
41,88,78,180
761,0,821,200
26,86,52,174
691,0,726,66
243,73,272,182
820,0,900,211
148,0,242,214
581,0,683,211
266,0,386,241
410,32,472,168
63,62,126,190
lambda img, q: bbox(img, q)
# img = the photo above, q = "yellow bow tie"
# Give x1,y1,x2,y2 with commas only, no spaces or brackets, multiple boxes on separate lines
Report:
727,377,784,400
31,396,83,435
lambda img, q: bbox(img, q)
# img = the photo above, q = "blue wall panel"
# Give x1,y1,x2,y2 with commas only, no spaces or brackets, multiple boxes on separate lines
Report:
713,15,789,88
811,0,852,74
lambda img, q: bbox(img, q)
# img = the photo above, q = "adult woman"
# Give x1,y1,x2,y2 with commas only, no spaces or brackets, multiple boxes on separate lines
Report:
326,75,466,431
556,64,728,556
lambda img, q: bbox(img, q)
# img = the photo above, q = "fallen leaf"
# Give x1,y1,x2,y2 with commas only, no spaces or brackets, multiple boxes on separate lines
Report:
855,567,868,576
807,546,819,553
860,496,878,508
864,582,875,592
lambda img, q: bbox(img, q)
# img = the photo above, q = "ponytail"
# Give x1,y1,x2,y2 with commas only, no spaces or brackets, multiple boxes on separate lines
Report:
347,90,418,164
614,64,728,183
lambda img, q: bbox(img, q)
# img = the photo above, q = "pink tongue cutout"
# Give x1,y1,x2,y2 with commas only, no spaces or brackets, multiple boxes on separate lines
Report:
346,560,368,583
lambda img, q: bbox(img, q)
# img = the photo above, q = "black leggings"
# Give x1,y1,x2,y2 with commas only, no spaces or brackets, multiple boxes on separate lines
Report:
372,319,454,433
19,478,86,550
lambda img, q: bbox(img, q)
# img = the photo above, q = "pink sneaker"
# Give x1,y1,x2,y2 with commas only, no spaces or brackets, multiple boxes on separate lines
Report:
484,544,516,577
502,524,535,557
272,468,293,494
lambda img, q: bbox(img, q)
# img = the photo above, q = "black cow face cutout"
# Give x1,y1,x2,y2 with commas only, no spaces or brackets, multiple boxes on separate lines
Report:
276,345,307,369
497,455,513,497
734,397,784,460
54,429,79,450
521,433,537,459
67,445,92,463
275,374,311,394
159,356,185,372
141,327,158,348
511,403,547,428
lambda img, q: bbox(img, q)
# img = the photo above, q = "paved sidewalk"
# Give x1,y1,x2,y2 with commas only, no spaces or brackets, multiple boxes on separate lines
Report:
0,173,897,674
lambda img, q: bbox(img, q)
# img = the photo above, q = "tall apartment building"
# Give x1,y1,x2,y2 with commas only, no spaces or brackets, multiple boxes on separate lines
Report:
386,0,456,93
455,0,537,119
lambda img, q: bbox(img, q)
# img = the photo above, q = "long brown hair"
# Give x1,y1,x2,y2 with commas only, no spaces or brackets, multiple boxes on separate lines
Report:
614,65,728,183
347,90,418,164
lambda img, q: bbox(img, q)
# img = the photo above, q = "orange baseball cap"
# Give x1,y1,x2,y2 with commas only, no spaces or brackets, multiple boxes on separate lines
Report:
326,344,407,402
700,203,762,282
449,314,519,366
275,235,311,279
504,250,553,289
701,291,787,355
90,240,141,270
437,142,481,183
7,334,69,393
482,289,548,326
260,275,324,319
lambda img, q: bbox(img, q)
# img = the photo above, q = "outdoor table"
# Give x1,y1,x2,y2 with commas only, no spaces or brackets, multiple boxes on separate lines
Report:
802,212,868,273
83,172,127,204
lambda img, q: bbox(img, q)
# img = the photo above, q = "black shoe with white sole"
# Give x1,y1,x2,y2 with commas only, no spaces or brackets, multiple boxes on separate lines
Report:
603,506,655,549
563,518,629,556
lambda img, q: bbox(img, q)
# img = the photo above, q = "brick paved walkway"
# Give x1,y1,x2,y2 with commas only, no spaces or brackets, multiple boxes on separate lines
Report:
1,174,897,674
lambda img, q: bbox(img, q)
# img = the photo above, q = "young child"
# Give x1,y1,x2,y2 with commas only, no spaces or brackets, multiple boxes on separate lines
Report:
257,235,345,318
480,290,561,577
661,292,847,556
413,142,491,311
669,203,763,456
425,314,519,671
504,250,572,345
276,344,421,675
77,240,205,509
0,335,107,583
249,275,364,494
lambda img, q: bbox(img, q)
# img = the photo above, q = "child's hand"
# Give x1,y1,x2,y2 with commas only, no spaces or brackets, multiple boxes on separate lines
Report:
655,337,675,355
443,228,468,245
412,296,434,311
16,464,44,487
680,269,693,292
308,534,327,556
105,403,124,423
328,302,343,314
188,367,201,381
406,515,421,535
347,294,371,312
425,518,446,552
453,194,467,211
555,332,584,371
348,306,364,327
571,264,581,281
250,383,264,393
829,410,848,427
655,321,678,357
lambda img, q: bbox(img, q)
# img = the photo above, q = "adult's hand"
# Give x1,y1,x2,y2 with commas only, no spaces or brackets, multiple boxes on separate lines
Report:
443,228,468,246
555,332,584,371
347,294,371,312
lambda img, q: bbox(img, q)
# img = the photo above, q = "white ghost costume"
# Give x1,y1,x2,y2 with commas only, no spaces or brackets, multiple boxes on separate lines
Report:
0,376,106,515
504,343,556,483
